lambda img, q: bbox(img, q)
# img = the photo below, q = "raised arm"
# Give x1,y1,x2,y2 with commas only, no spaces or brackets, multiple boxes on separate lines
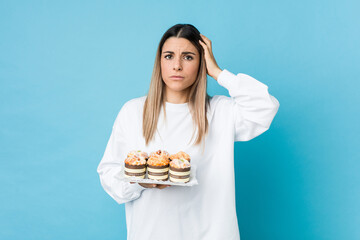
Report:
217,69,280,141
198,34,279,141
97,103,146,204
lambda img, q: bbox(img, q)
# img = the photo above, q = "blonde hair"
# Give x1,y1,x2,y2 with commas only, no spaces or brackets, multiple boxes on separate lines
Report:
142,24,211,150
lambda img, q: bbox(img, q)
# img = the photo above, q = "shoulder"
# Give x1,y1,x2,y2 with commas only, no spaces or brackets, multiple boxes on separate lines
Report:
209,95,233,109
206,95,234,123
113,96,146,129
120,95,147,113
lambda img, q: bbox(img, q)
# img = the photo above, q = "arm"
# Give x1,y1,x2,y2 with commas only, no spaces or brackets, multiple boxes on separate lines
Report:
97,103,146,204
217,69,280,141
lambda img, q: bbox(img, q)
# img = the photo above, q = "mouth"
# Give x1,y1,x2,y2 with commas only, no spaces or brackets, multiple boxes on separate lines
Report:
170,76,184,79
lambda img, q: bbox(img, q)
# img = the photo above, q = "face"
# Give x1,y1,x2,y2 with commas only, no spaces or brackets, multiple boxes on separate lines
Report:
160,37,200,95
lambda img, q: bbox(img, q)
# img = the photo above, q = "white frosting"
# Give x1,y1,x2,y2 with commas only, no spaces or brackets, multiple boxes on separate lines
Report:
169,169,190,176
150,150,169,157
148,174,168,180
124,174,145,179
125,156,146,165
147,167,169,173
170,158,191,168
128,150,148,160
169,176,189,183
125,167,146,173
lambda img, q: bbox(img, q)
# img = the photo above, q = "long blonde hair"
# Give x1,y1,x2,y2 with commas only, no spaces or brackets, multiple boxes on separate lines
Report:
143,24,211,149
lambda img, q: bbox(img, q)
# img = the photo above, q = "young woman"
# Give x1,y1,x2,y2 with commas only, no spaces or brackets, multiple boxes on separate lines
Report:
97,24,280,240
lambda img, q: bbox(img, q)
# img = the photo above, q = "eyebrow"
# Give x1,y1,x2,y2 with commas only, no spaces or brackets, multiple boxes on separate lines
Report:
162,51,196,55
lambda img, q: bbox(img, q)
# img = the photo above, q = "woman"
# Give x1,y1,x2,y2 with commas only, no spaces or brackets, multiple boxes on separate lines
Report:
97,24,280,240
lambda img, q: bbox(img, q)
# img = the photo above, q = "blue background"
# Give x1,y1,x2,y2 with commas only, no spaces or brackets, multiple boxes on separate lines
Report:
1,0,359,239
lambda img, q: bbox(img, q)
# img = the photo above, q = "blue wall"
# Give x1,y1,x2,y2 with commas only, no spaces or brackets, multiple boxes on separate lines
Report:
1,1,359,239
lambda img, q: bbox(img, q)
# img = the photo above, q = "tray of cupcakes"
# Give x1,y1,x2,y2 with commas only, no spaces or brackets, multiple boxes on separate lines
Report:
117,150,198,186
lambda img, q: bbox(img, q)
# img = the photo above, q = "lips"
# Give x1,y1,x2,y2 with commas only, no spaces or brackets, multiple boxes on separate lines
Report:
170,76,184,79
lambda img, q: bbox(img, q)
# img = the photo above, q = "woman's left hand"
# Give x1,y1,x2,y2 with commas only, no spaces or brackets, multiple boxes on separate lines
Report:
199,33,223,81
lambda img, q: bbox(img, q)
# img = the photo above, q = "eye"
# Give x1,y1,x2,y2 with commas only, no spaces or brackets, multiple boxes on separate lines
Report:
185,55,193,60
163,54,193,60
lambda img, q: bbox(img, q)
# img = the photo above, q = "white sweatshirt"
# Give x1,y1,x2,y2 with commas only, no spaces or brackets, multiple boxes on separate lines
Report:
97,69,280,240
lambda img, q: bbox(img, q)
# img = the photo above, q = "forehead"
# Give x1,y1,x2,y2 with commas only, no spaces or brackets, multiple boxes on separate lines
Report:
162,37,197,53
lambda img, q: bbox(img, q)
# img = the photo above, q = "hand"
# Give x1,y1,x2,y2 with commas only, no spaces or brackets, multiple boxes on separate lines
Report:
130,182,171,189
198,33,223,81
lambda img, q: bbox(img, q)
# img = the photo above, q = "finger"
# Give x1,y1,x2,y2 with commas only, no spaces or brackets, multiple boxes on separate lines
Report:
139,183,157,188
200,33,207,39
199,35,208,45
157,184,170,189
199,38,212,56
200,34,212,47
199,39,208,50
199,37,207,46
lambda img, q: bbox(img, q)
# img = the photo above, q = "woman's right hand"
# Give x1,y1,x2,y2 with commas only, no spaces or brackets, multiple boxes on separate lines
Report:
132,182,170,189
138,183,157,188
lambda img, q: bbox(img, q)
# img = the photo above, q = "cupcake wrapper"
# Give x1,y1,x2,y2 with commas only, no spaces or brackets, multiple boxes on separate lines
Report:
125,163,147,169
125,171,146,177
169,166,190,172
169,173,190,179
147,164,169,169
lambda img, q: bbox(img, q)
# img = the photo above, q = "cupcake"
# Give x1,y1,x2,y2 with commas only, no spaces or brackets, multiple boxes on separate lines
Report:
169,158,191,183
169,151,191,162
124,155,147,179
127,150,149,160
149,149,170,159
147,155,170,181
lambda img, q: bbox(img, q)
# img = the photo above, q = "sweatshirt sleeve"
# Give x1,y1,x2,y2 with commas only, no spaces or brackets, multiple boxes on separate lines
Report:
97,103,146,204
217,69,280,141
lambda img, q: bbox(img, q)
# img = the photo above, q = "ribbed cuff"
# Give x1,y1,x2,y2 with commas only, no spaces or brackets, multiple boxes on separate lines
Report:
217,69,237,89
127,182,147,192
217,68,269,92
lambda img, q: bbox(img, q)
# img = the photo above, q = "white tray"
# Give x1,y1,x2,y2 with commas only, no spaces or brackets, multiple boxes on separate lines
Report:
116,165,198,186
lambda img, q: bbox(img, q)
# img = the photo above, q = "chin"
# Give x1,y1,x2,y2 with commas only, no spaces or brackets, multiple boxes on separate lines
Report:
167,84,190,92
169,87,188,92
164,78,193,91
164,81,185,89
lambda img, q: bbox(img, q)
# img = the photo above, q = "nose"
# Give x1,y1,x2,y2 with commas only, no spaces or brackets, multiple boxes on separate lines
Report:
173,57,182,71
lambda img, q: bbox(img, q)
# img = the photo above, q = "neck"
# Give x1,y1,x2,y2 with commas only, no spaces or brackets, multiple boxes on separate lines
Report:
164,87,189,104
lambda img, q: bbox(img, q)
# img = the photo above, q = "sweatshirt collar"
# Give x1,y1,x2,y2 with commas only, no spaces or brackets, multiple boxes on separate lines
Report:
165,101,189,111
